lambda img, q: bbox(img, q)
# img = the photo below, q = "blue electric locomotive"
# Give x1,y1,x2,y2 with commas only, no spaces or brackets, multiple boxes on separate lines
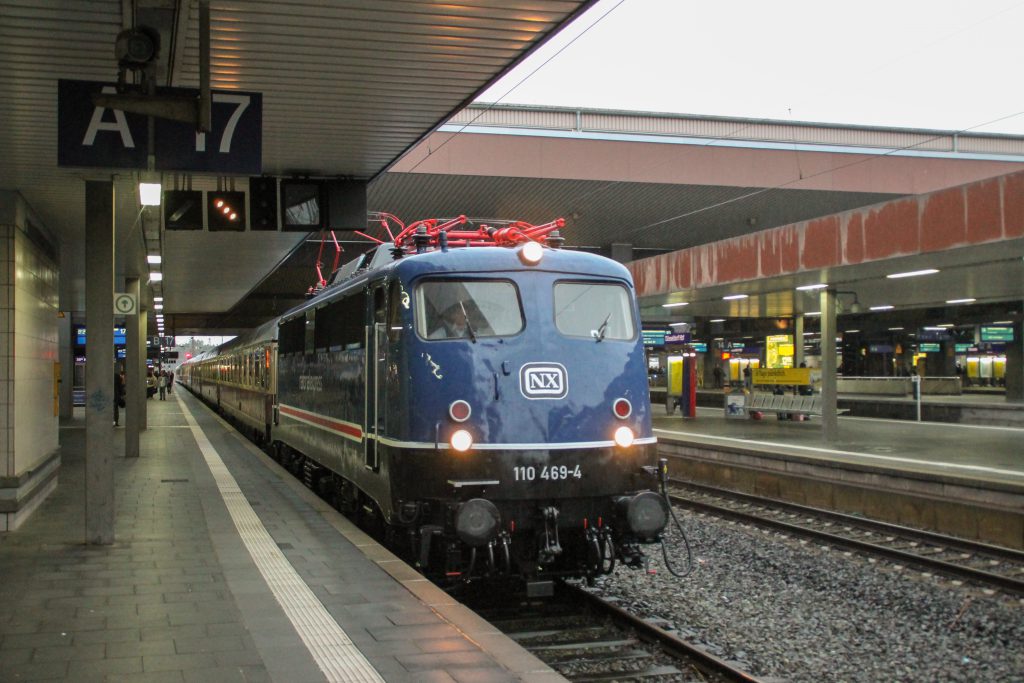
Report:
182,217,668,588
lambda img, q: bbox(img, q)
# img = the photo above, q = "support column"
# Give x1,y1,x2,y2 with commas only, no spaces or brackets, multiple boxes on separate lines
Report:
85,181,115,544
139,301,148,429
125,278,141,457
794,314,805,368
1006,316,1024,403
58,314,73,420
610,243,634,264
820,289,838,442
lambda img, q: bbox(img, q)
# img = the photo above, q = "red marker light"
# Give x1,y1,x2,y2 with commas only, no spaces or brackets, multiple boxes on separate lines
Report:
449,400,471,422
613,398,632,419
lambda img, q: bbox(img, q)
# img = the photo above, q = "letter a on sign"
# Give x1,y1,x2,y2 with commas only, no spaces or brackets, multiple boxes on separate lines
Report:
82,86,135,148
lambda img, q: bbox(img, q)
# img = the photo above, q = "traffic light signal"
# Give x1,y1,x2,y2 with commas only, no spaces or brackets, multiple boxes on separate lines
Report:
164,190,203,230
249,177,278,230
207,191,246,231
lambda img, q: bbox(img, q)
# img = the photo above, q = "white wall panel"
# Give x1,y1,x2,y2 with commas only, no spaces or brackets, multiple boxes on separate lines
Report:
12,227,58,475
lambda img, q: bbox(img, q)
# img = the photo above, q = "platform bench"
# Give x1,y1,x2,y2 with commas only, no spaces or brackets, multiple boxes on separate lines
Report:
747,392,821,417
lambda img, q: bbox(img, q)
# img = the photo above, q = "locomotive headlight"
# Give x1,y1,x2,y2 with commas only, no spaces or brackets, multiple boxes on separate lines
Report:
613,426,635,448
450,429,473,452
519,241,544,265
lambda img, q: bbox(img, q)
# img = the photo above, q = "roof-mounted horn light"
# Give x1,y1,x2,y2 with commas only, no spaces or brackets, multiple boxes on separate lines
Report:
519,241,543,266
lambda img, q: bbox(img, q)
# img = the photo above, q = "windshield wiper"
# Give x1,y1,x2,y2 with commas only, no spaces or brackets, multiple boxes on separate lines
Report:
595,313,612,342
459,301,477,343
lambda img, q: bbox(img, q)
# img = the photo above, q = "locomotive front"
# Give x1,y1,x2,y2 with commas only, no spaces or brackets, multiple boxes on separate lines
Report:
382,244,668,586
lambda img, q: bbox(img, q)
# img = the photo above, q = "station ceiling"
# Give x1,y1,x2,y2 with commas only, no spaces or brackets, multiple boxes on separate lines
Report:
0,0,597,329
1,0,1022,335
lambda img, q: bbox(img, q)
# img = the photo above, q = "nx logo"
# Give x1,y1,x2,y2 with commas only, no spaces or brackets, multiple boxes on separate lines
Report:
519,363,568,400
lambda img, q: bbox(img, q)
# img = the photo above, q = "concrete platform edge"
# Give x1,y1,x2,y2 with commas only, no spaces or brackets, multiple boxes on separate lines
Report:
659,438,1024,549
211,409,562,680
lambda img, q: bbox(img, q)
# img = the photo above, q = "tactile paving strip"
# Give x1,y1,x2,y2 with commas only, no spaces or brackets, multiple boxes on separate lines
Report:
178,394,385,683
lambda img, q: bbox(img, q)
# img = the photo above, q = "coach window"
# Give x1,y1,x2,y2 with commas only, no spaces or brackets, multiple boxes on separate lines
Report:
387,280,404,343
279,317,305,356
342,291,367,349
305,309,316,355
314,303,334,351
554,281,635,341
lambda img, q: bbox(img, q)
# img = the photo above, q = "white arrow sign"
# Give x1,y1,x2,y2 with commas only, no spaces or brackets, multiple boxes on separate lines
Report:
114,292,137,315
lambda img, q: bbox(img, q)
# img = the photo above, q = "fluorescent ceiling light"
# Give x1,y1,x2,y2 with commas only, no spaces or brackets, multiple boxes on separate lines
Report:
870,305,894,311
886,268,939,279
722,294,748,300
844,329,860,333
662,302,689,308
992,320,1013,324
154,297,163,302
139,182,162,206
154,304,163,310
147,254,162,265
946,298,975,304
804,311,821,316
888,327,904,331
796,283,828,291
922,327,945,331
710,318,726,323
150,272,163,282
669,322,689,327
936,323,955,328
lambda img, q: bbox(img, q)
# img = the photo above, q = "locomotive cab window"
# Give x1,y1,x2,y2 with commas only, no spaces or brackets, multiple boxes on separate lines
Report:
554,282,636,341
415,280,523,340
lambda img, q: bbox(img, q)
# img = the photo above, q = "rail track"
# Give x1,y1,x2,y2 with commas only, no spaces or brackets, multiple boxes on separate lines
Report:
466,581,763,682
667,480,1024,595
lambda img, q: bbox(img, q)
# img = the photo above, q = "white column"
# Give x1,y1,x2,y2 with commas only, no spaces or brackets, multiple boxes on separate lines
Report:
85,180,115,544
794,314,805,368
58,314,73,420
125,277,141,457
820,289,838,441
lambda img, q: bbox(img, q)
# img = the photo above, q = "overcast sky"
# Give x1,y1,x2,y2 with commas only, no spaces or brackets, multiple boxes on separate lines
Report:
477,0,1024,135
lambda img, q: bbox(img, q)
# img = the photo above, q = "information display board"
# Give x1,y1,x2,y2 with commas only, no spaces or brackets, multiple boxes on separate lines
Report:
981,326,1014,342
752,367,811,385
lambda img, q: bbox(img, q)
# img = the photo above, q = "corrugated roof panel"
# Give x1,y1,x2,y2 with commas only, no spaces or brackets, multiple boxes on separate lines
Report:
454,104,1024,157
0,0,593,316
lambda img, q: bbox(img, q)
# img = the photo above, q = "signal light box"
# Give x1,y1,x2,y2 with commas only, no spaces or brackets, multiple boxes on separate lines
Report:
164,190,203,230
249,177,278,230
207,191,246,231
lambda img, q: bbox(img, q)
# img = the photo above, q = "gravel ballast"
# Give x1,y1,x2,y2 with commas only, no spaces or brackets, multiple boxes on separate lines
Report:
590,507,1024,682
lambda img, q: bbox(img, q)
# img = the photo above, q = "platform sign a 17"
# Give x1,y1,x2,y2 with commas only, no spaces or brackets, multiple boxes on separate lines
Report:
57,79,262,174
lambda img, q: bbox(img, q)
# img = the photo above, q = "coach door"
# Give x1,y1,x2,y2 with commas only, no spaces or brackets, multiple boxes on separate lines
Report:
364,284,387,471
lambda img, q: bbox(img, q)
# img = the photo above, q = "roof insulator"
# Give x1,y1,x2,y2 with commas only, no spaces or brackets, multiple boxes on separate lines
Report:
414,225,430,254
546,230,565,249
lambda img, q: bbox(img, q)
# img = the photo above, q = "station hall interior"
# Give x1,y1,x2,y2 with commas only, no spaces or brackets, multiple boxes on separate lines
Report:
1,0,1023,681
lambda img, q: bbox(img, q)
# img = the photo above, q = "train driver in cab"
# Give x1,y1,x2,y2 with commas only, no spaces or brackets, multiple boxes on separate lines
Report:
430,303,471,339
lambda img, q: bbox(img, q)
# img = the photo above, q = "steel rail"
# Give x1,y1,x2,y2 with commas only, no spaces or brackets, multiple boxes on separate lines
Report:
666,484,1024,595
670,478,1024,563
561,583,765,683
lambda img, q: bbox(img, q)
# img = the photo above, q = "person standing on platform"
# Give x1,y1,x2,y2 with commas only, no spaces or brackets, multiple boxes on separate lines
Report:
743,364,752,390
113,370,125,426
158,371,167,400
167,370,174,393
712,365,723,389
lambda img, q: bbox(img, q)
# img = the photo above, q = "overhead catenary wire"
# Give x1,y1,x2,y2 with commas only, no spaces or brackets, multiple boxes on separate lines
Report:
401,0,629,175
